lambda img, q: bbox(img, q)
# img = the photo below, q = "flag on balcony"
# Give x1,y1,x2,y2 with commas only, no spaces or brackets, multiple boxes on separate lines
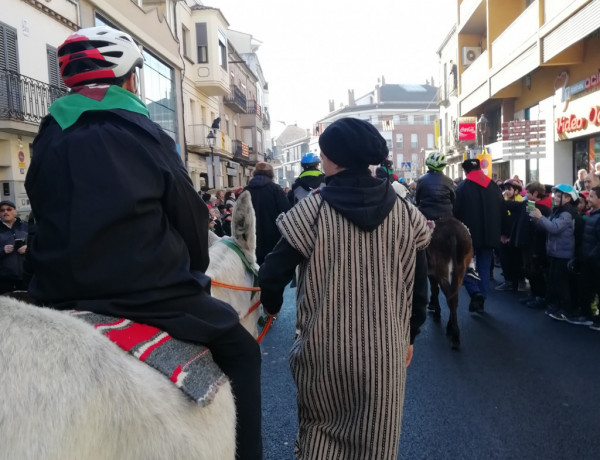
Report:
382,119,394,131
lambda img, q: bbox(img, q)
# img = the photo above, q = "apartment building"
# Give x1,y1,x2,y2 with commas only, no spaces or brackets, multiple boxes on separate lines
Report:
316,79,438,181
438,0,600,184
271,124,313,187
0,0,77,211
1,0,270,201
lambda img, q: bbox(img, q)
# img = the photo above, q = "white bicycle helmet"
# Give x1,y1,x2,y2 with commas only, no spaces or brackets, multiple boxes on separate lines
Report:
58,26,144,88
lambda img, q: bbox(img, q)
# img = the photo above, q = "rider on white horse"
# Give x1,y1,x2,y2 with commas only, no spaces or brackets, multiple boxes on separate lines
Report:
25,25,262,460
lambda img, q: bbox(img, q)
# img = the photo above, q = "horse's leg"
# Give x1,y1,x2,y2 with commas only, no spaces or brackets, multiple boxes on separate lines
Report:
428,275,442,320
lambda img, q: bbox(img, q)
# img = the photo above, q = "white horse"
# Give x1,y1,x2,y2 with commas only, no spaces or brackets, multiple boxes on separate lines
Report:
0,191,258,460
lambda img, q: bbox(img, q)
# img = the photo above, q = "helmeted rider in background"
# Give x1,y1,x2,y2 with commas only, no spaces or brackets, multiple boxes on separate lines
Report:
416,151,480,281
26,26,262,460
288,152,326,205
415,151,455,220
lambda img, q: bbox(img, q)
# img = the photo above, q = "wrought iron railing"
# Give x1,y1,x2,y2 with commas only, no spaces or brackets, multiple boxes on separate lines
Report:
0,69,68,124
246,99,262,119
224,85,247,113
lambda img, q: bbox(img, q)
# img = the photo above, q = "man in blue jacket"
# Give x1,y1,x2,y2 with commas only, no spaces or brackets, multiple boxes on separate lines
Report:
26,26,261,460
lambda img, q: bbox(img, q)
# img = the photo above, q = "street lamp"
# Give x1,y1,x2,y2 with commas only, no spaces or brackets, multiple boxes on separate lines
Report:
207,130,217,189
477,114,489,150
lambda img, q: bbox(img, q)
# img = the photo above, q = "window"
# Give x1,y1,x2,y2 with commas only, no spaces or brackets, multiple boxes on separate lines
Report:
218,29,227,70
407,115,414,124
47,45,67,103
411,133,418,150
182,25,190,59
427,133,434,149
196,23,208,63
0,22,20,114
396,134,403,150
386,139,393,150
143,50,177,140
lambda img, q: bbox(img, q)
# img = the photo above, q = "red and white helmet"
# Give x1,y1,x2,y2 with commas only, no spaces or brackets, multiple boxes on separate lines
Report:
58,26,144,88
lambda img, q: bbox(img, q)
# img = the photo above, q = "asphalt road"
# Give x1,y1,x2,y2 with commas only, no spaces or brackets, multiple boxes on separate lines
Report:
260,270,600,459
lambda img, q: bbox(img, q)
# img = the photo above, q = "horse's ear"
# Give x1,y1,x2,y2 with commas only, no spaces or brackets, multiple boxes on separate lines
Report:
208,231,220,247
231,191,256,264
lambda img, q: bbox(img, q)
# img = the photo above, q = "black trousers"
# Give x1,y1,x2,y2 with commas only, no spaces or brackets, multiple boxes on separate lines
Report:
577,261,600,317
0,278,27,295
545,257,573,312
210,323,263,460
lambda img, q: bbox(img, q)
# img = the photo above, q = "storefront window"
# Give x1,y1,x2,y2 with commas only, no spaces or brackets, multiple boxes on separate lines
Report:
574,140,589,175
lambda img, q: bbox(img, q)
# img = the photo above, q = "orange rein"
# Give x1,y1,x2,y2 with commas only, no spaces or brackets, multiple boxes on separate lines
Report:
210,280,273,343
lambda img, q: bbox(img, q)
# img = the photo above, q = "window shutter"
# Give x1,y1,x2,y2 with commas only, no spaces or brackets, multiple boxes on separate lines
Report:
196,23,208,63
0,22,19,72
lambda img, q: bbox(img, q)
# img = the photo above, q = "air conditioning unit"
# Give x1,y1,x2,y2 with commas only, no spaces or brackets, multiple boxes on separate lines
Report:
462,46,481,67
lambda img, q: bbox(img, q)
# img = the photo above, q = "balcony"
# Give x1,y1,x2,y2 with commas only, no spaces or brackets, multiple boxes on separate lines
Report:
224,85,247,113
246,100,263,119
491,1,539,69
187,123,213,150
459,0,486,34
461,49,488,97
232,139,253,165
240,100,263,129
0,69,68,135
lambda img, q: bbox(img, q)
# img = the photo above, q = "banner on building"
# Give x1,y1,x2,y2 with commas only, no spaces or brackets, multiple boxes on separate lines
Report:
241,143,249,157
458,117,476,141
434,119,441,147
382,119,394,131
477,148,492,179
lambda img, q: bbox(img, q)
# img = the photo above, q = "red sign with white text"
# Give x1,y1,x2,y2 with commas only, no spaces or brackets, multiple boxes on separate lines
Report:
458,123,476,141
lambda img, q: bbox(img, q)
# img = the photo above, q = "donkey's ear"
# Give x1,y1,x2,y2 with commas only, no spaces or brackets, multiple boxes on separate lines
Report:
231,191,256,264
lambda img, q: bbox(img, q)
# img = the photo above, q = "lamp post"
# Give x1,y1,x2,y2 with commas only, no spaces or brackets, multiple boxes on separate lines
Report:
207,130,217,189
477,114,488,152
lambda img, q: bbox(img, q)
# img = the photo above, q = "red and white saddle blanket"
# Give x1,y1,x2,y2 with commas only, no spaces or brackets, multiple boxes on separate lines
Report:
70,311,228,407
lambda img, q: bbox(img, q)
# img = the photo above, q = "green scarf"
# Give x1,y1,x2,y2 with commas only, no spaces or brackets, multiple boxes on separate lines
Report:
49,85,149,130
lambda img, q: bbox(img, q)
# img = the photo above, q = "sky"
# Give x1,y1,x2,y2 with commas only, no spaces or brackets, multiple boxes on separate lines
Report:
206,0,456,133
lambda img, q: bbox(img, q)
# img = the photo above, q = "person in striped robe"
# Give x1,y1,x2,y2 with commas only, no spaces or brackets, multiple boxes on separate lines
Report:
259,118,431,459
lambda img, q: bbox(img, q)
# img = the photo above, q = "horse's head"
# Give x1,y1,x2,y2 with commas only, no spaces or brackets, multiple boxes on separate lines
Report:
230,191,256,266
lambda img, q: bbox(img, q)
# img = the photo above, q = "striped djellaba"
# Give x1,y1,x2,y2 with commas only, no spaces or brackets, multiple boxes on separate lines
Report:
276,193,430,459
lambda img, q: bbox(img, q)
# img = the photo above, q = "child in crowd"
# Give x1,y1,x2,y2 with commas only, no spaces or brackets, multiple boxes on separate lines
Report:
530,184,584,323
496,179,526,292
577,186,600,330
516,181,552,309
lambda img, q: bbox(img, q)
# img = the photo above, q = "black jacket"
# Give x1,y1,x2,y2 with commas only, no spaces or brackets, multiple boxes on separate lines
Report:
415,170,455,220
0,218,28,281
454,172,504,249
244,174,291,264
581,208,600,263
288,170,326,205
27,108,238,342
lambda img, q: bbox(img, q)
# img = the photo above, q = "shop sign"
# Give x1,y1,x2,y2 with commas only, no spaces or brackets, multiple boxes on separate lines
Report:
556,69,600,112
556,102,600,139
458,117,476,141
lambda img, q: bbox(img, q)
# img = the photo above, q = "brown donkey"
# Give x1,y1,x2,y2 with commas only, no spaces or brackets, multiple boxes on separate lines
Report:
426,216,473,349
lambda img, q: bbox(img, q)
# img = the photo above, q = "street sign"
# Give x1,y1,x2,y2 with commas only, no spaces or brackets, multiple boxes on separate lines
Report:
501,119,546,159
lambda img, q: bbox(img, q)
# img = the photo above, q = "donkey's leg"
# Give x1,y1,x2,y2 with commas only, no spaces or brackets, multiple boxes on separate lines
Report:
445,292,461,349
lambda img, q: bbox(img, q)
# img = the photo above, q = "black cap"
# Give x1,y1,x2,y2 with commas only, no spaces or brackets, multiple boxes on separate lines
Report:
461,158,480,173
319,118,388,169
